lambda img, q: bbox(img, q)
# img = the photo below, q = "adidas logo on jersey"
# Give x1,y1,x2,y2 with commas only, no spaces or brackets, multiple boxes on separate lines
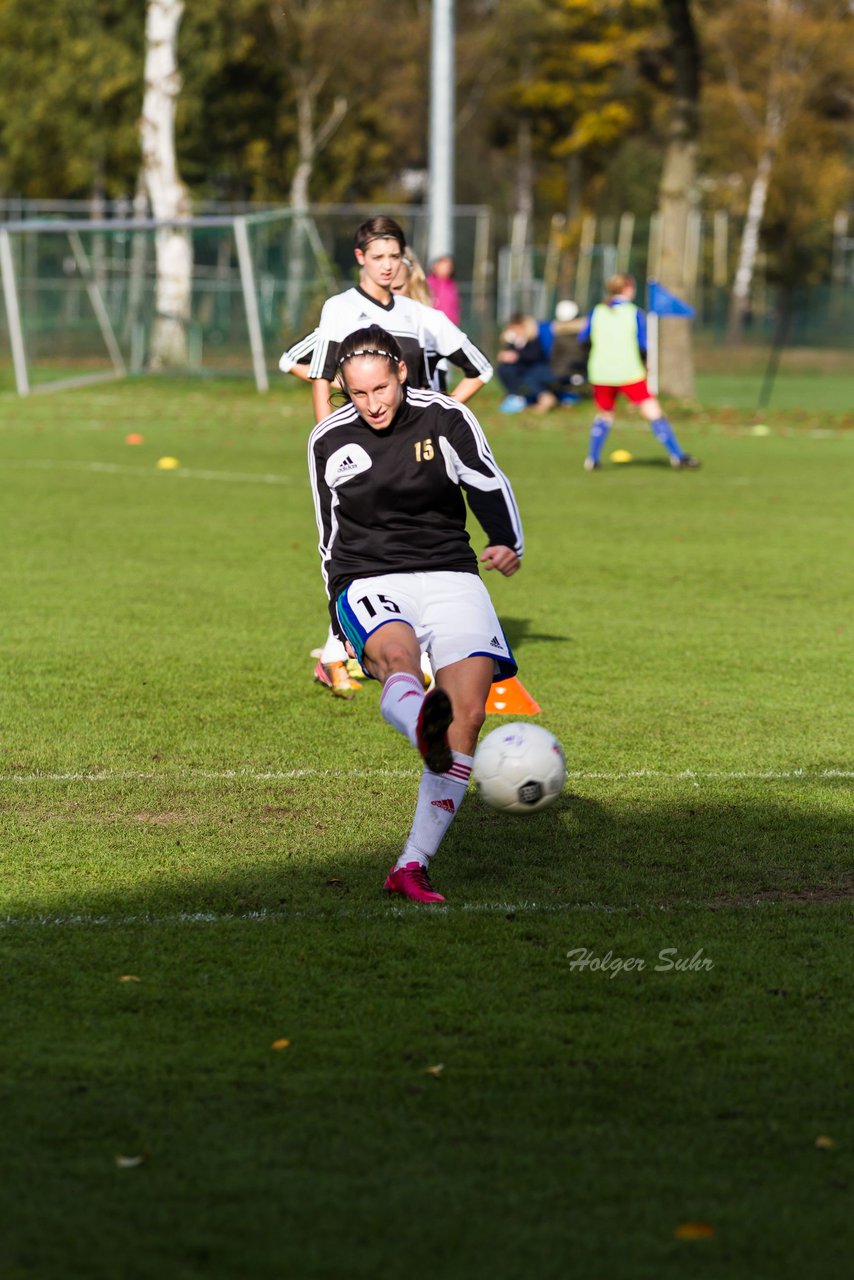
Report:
325,442,372,487
431,797,456,814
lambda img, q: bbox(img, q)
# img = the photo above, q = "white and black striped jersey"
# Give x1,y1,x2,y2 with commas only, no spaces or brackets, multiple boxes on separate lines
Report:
308,388,523,609
304,287,493,389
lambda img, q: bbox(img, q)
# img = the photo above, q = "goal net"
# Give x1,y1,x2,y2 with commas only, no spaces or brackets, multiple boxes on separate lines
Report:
0,209,336,396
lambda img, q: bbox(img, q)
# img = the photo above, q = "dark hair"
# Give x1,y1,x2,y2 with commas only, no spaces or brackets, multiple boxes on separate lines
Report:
336,326,405,378
354,216,406,254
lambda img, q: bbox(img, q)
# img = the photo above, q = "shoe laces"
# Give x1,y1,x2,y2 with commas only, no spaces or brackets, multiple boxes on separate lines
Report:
405,863,432,889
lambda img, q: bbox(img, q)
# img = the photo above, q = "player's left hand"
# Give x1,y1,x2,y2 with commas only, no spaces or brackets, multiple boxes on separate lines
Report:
481,545,520,576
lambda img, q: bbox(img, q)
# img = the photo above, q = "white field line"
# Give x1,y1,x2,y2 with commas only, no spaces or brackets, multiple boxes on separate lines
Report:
2,888,846,932
1,767,852,784
0,900,699,930
5,459,291,485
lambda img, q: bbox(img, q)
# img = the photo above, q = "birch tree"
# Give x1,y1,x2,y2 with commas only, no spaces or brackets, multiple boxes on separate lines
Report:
268,1,348,323
140,0,192,368
715,0,794,339
273,10,348,213
698,0,853,338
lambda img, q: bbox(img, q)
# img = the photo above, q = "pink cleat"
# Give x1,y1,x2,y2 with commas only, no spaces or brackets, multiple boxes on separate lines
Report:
415,687,453,774
384,861,446,904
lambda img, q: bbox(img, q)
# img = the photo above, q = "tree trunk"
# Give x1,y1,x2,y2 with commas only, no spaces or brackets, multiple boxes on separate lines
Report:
656,0,700,399
285,76,346,326
727,99,781,340
141,0,192,369
515,115,534,222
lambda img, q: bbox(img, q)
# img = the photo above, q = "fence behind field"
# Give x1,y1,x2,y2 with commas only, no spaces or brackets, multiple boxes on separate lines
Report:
0,201,850,396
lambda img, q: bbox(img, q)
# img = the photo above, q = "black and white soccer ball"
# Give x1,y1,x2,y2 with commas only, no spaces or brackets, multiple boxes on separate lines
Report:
472,722,567,814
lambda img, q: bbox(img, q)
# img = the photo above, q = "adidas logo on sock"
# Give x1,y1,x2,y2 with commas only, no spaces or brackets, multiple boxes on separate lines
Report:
431,797,456,814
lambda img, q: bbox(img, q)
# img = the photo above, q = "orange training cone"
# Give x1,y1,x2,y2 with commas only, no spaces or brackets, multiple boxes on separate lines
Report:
486,677,541,716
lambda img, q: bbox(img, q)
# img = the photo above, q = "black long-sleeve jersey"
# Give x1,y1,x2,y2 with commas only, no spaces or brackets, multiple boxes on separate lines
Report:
307,388,524,609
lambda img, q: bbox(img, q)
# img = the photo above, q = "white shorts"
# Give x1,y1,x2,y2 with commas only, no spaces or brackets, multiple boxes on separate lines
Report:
336,571,517,681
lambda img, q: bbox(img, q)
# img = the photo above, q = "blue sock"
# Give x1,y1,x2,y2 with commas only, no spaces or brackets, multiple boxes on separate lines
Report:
650,417,684,460
588,416,610,463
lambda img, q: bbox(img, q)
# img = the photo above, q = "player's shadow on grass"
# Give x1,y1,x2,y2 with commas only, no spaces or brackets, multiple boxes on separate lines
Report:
8,780,852,920
449,784,853,907
501,615,571,650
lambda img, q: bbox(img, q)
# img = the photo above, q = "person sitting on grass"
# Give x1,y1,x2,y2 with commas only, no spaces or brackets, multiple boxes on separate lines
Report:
308,325,523,904
496,314,558,414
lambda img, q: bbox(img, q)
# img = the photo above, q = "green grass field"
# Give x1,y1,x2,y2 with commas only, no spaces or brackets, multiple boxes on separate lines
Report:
1,375,852,1279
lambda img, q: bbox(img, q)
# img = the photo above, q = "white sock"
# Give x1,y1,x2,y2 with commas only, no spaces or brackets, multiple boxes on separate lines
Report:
320,624,348,665
380,672,425,747
395,751,473,869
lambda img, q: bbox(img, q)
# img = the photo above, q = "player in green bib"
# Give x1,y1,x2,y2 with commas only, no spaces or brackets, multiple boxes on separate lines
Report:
578,274,700,471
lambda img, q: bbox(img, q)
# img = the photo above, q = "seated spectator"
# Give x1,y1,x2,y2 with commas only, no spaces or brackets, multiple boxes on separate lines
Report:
549,299,588,402
496,314,557,414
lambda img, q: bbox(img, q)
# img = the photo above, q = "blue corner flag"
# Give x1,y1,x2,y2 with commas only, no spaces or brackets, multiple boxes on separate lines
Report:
648,280,695,318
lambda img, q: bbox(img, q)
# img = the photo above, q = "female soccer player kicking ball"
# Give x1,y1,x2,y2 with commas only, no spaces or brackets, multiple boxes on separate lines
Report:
282,216,494,699
308,326,523,903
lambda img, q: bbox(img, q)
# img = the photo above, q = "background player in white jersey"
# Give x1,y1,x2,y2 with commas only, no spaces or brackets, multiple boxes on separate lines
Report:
280,244,452,392
308,215,492,422
308,326,523,904
278,244,432,385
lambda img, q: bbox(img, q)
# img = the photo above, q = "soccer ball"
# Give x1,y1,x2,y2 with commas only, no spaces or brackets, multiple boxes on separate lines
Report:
472,722,567,814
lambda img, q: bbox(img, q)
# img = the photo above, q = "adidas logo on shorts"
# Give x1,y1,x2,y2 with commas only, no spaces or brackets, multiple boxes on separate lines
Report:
490,636,502,648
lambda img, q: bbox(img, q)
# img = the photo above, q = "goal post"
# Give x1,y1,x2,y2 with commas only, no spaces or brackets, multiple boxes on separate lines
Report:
0,209,331,396
0,228,30,394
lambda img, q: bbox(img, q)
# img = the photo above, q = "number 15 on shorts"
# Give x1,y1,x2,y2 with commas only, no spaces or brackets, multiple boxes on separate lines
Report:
356,593,402,621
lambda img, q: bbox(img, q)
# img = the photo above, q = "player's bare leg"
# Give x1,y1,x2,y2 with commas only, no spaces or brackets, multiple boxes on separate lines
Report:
434,655,493,757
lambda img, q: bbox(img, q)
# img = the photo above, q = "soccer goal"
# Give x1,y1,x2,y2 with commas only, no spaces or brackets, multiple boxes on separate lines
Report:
0,208,336,396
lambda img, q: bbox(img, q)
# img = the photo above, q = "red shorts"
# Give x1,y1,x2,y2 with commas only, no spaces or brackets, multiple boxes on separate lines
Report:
593,379,650,411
